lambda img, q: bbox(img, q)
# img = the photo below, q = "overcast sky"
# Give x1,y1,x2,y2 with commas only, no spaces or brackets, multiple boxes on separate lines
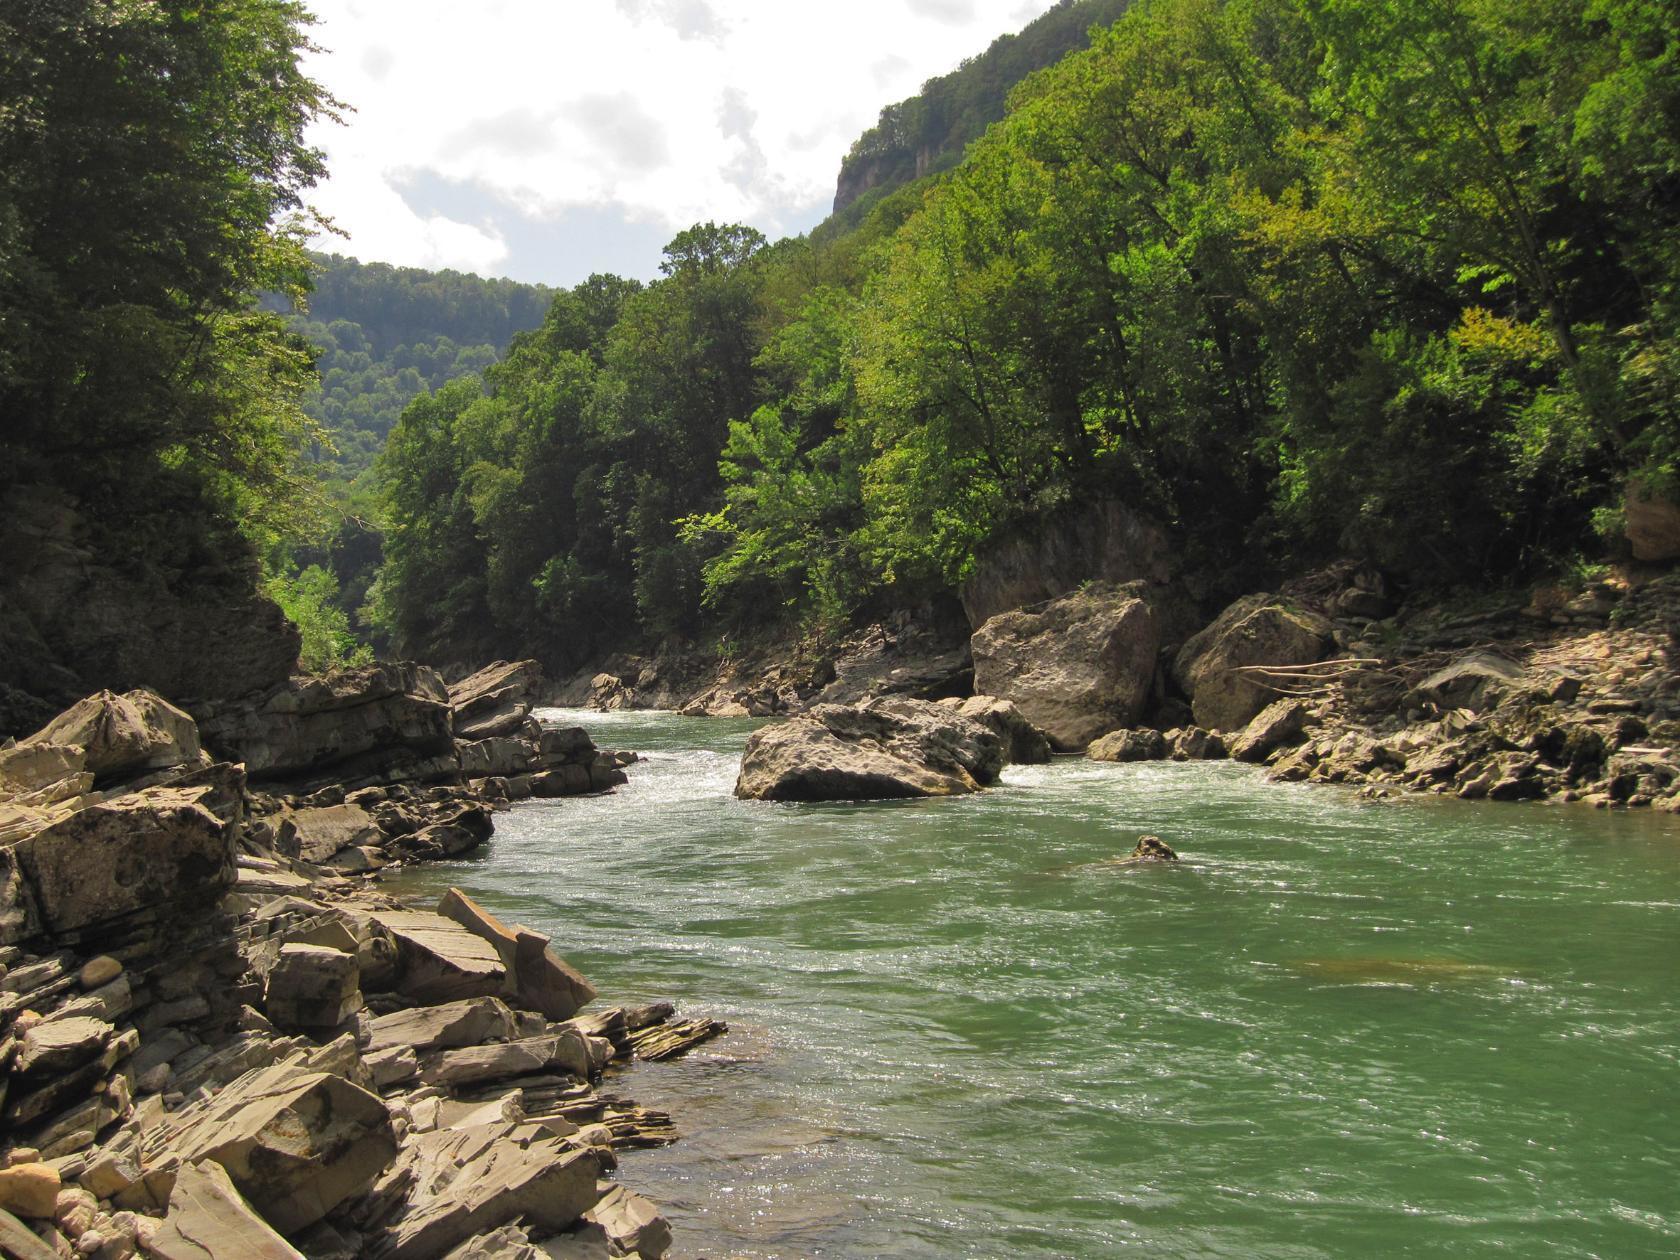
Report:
299,1,1059,288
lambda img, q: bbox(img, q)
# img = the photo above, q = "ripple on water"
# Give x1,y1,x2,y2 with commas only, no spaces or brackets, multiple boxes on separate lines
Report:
387,710,1680,1259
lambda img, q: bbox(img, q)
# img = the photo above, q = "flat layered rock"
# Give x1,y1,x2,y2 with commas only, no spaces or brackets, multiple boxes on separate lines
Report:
372,911,507,1004
419,1032,593,1088
438,888,596,1021
152,1062,397,1235
19,688,202,782
142,1160,303,1260
366,997,518,1055
359,1122,600,1260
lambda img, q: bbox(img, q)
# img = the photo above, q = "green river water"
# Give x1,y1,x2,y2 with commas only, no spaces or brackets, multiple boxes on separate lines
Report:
392,708,1680,1258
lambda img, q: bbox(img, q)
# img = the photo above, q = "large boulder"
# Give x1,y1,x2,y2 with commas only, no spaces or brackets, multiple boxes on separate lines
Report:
735,698,1006,801
151,1062,398,1236
438,888,597,1021
1173,595,1334,733
1087,728,1166,763
370,911,508,1004
2,763,243,945
969,583,1159,751
953,696,1052,765
1625,479,1680,562
1227,699,1309,764
449,661,544,741
18,689,202,783
198,662,455,784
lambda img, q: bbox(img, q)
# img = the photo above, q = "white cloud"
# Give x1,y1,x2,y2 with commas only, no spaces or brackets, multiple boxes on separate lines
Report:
299,1,1062,284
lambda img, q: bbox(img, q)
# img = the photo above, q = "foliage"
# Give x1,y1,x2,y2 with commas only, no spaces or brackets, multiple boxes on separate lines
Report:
265,564,372,673
368,0,1680,674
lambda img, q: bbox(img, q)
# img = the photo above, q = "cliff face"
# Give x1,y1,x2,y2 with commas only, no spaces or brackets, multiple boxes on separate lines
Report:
832,0,1133,215
0,483,300,736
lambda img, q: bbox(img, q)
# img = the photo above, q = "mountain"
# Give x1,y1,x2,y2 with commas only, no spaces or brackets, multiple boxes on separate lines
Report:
832,0,1133,216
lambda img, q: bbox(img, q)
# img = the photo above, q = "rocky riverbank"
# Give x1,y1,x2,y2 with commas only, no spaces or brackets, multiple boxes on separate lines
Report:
558,558,1680,814
0,669,719,1259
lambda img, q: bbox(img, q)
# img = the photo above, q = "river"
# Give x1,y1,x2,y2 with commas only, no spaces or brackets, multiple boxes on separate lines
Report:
390,708,1680,1258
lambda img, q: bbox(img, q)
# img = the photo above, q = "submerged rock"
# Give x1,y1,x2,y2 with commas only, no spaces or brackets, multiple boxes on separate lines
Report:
1129,835,1179,862
735,698,1006,801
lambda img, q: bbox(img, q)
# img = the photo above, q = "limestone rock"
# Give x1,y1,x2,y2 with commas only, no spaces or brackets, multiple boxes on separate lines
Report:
282,804,382,865
14,1017,113,1079
151,1062,397,1235
20,690,202,783
954,696,1052,765
1412,653,1524,715
1625,480,1680,562
456,739,539,781
0,743,91,808
366,998,518,1056
735,698,1006,801
1173,594,1334,732
141,1160,303,1260
265,945,361,1031
3,765,242,944
358,1122,601,1260
1227,700,1309,764
197,663,454,784
418,1031,593,1088
970,583,1159,751
371,911,507,1004
449,662,544,742
437,889,596,1021
1087,729,1166,763
0,1163,60,1218
581,1184,671,1259
1165,727,1226,761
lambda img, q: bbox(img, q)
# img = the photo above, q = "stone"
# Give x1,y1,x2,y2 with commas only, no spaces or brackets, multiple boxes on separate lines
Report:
358,1123,600,1260
581,1185,672,1259
150,1062,396,1236
735,698,1006,801
0,1207,58,1260
197,662,455,784
19,690,202,783
142,1159,304,1260
449,662,545,742
1087,728,1166,763
536,727,595,764
455,739,539,781
3,766,242,944
970,583,1160,751
76,957,121,990
283,804,382,865
538,1224,612,1260
1625,479,1680,562
954,696,1052,765
0,1163,61,1218
1128,835,1179,862
437,889,596,1021
1166,727,1226,761
0,743,91,808
14,1017,113,1079
1173,594,1334,732
371,912,507,1004
52,1186,96,1238
366,997,518,1055
418,1032,593,1088
1412,653,1524,715
265,945,361,1030
1227,700,1309,764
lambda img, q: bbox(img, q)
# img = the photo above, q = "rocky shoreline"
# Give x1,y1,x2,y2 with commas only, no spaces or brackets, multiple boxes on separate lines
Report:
558,566,1680,814
0,668,719,1259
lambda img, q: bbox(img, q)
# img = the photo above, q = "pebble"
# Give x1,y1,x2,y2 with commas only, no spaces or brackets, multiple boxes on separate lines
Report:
77,957,121,990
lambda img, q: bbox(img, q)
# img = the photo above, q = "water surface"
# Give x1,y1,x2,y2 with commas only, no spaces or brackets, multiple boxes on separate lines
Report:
392,709,1680,1258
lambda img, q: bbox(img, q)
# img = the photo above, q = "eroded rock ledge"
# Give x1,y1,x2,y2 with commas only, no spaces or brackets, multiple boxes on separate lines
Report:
0,673,715,1259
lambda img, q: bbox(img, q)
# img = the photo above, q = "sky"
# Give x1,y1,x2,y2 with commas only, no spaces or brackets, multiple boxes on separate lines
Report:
299,0,1060,288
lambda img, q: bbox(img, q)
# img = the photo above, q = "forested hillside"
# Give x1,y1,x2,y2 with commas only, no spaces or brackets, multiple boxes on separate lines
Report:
832,0,1133,215
273,255,551,480
373,0,1680,676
